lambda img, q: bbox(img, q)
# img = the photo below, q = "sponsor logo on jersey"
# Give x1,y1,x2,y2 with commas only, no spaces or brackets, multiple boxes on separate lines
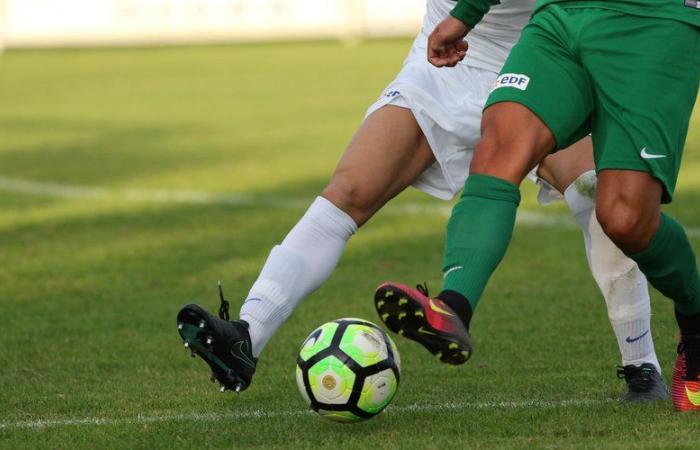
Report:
685,0,700,10
383,90,400,98
492,73,531,91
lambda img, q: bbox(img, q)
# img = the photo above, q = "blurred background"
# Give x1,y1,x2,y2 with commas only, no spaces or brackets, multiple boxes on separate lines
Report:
2,2,700,448
0,0,424,49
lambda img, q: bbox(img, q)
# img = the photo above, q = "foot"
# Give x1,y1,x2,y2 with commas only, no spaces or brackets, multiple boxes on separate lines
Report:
672,334,700,411
374,282,471,365
616,363,668,402
176,284,257,392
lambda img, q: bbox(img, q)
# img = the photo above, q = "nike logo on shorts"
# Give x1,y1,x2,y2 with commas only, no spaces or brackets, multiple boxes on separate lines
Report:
640,147,666,159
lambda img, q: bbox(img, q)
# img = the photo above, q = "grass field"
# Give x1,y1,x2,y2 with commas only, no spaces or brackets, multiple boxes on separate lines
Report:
0,39,699,449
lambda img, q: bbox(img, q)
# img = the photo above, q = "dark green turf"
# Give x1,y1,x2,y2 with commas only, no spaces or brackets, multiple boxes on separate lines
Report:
0,39,698,449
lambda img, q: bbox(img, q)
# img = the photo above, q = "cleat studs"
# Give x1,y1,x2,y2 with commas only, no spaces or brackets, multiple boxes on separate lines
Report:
398,298,408,306
414,311,424,317
219,385,226,393
461,351,469,358
206,336,213,345
381,313,389,321
385,290,394,298
436,352,443,360
183,342,190,348
398,312,406,320
449,343,459,350
210,375,216,383
398,329,405,336
177,323,183,330
376,300,385,308
198,320,206,328
235,384,242,393
190,349,197,358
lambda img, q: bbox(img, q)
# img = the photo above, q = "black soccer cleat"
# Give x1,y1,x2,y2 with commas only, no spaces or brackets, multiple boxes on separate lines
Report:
176,283,257,392
617,363,668,402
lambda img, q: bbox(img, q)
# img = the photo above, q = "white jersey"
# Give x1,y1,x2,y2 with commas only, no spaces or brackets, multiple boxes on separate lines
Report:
418,0,536,73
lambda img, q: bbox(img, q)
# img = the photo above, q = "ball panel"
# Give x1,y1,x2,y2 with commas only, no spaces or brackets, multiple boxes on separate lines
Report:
384,333,401,371
299,322,338,362
357,368,398,415
296,318,401,423
339,324,388,368
295,364,311,404
307,355,356,405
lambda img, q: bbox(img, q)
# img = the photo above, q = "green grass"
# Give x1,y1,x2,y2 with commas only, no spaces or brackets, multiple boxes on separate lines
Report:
0,39,699,449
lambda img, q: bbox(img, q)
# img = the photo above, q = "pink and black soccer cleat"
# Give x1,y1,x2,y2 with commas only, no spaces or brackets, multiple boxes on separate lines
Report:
374,282,471,365
672,334,700,412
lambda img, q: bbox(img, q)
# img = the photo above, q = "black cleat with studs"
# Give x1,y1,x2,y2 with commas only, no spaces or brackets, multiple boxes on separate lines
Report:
176,284,257,393
617,363,668,402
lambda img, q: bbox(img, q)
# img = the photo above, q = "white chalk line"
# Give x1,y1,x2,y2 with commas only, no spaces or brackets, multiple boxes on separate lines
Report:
0,397,613,431
0,175,699,238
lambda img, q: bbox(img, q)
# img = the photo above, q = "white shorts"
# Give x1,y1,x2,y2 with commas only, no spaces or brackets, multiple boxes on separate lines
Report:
366,37,563,204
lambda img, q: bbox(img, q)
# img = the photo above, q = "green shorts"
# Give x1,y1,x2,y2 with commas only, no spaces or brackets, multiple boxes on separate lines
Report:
485,5,700,202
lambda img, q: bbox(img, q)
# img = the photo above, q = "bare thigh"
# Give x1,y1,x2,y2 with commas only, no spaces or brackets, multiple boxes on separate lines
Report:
321,105,436,226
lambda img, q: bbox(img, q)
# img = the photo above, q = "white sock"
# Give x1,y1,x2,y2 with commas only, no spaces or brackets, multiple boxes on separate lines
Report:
564,171,661,372
240,196,358,357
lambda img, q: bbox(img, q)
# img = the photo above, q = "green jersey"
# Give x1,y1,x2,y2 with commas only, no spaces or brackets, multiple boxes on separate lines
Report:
451,0,700,28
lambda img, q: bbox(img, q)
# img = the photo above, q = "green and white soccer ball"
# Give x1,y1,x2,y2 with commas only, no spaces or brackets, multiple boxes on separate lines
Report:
296,318,401,423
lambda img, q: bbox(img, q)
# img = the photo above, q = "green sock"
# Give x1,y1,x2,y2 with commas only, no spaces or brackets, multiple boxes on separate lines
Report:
442,174,520,311
627,213,700,316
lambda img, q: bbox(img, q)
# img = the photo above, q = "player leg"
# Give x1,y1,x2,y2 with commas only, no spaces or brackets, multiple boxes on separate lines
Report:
177,104,435,391
376,7,594,364
240,105,435,354
538,140,666,401
574,9,700,411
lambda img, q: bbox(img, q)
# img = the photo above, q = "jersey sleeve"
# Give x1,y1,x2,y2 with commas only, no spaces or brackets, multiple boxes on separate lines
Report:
450,0,501,28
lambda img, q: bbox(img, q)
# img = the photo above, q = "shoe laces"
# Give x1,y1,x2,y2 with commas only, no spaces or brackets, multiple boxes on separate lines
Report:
218,281,230,321
416,282,430,297
677,335,700,380
617,365,656,393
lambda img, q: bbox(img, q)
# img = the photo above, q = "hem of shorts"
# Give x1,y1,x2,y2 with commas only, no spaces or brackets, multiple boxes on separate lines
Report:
596,161,673,204
483,95,567,150
411,180,456,200
365,90,461,200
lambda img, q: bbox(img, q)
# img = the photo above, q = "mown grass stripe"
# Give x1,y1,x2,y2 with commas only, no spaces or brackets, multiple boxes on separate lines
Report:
1,175,699,237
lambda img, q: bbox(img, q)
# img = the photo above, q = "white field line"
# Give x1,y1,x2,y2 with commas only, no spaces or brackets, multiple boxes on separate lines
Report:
1,175,699,237
0,397,612,431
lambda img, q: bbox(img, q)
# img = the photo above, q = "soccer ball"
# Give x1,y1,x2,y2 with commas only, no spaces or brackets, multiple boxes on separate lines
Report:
296,318,401,423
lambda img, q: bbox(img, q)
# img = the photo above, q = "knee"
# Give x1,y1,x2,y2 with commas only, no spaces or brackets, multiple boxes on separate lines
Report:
469,112,550,183
596,200,658,253
321,176,375,225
